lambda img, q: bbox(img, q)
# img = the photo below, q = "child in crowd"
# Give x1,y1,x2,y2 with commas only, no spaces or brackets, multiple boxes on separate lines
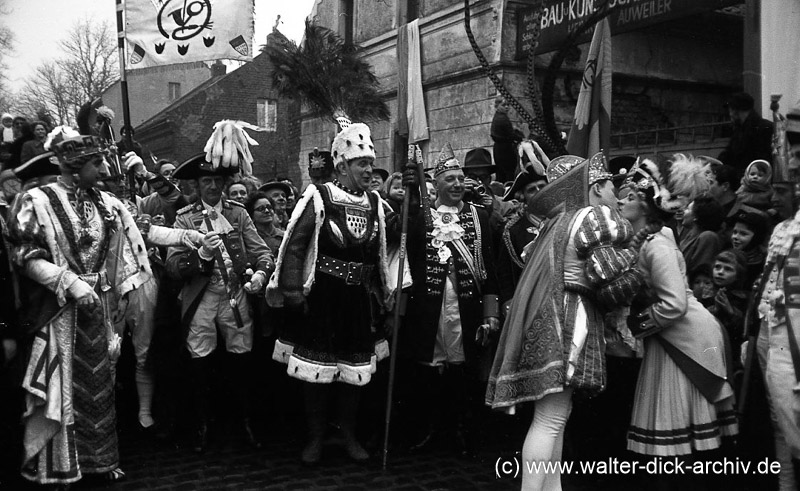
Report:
707,250,749,370
736,159,773,211
689,263,715,308
383,171,405,212
679,196,725,274
727,205,770,290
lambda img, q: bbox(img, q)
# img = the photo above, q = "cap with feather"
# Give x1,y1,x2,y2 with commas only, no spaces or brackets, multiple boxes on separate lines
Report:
173,120,263,179
623,154,709,214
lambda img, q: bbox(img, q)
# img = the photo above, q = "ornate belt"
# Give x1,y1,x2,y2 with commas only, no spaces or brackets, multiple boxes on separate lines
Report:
316,254,374,286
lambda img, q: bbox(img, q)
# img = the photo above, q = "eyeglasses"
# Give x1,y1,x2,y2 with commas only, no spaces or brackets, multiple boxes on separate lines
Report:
254,205,274,214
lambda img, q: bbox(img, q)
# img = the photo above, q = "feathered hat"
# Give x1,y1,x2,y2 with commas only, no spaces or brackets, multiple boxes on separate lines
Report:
174,120,263,179
622,153,709,214
433,143,460,177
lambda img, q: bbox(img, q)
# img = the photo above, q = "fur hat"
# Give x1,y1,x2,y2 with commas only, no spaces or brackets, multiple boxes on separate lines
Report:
623,154,709,215
331,123,376,165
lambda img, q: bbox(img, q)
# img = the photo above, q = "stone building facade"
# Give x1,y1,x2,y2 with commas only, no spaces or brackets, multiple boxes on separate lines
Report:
297,0,745,185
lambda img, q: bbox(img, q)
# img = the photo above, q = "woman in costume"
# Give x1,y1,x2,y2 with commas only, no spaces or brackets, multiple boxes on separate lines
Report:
267,120,391,464
618,155,737,464
6,135,152,485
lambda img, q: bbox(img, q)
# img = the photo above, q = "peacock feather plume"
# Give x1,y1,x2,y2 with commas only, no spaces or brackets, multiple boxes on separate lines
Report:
263,20,389,125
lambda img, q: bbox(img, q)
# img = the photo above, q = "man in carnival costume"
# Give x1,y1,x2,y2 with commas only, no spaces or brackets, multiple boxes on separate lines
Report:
268,119,396,464
486,152,640,490
166,121,275,453
747,103,800,490
5,134,152,484
496,155,548,311
399,143,500,456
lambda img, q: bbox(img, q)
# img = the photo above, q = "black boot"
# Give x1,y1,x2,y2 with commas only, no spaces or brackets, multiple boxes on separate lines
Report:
188,356,211,453
337,384,369,462
301,383,328,464
228,353,261,449
444,363,475,458
409,364,444,453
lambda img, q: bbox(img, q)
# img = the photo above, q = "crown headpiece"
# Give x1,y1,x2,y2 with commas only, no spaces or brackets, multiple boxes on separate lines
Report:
433,142,461,177
53,135,109,165
586,152,612,186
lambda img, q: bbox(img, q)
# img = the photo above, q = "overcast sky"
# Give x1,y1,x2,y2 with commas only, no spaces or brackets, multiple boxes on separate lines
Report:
3,0,317,91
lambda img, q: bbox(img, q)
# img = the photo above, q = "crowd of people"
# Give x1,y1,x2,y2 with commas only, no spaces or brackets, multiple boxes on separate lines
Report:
0,90,798,491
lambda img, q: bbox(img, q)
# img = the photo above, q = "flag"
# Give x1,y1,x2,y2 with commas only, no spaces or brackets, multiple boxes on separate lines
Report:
124,0,254,69
566,17,612,158
397,20,429,144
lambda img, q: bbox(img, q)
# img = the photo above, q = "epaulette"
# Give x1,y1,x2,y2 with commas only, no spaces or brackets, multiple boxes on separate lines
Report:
177,204,194,215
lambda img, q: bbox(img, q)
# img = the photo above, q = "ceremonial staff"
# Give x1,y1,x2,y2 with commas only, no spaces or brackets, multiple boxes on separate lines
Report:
115,0,137,201
382,144,431,469
201,209,245,329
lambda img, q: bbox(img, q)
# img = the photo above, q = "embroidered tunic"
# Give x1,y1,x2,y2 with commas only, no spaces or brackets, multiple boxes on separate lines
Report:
7,181,150,484
269,182,390,385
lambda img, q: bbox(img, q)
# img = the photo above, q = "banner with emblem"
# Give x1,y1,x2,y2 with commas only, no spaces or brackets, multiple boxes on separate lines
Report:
124,0,254,69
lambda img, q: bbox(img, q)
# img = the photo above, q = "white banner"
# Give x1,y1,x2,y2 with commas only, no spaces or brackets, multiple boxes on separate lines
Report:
124,0,254,69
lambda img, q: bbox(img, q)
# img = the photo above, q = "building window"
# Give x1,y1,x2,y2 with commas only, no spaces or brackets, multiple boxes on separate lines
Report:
168,82,181,101
257,99,277,132
340,0,354,44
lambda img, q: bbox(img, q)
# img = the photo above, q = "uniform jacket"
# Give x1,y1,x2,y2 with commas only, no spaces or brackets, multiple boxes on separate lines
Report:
497,212,540,305
166,198,273,326
403,202,498,365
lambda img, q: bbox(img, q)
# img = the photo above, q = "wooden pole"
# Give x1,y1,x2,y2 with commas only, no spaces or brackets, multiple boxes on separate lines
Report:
382,145,415,470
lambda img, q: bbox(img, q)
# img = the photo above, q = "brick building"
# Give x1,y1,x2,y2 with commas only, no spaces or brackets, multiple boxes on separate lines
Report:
134,32,301,184
294,0,761,186
101,61,213,128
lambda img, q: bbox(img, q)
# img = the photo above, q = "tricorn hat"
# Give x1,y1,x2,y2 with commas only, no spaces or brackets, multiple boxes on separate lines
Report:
503,170,547,202
14,152,60,182
172,153,239,180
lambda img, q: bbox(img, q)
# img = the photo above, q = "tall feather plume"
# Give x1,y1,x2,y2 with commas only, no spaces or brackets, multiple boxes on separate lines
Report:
263,20,390,125
202,120,264,176
664,153,709,203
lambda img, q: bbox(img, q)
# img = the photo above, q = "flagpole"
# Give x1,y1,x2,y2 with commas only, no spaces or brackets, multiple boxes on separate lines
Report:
116,0,137,200
381,145,414,470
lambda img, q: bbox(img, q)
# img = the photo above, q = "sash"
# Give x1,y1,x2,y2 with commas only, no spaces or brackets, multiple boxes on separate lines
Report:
447,204,486,293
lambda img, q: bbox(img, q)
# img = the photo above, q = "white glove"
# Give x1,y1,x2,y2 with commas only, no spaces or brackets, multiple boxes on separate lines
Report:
244,270,265,294
123,151,146,177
